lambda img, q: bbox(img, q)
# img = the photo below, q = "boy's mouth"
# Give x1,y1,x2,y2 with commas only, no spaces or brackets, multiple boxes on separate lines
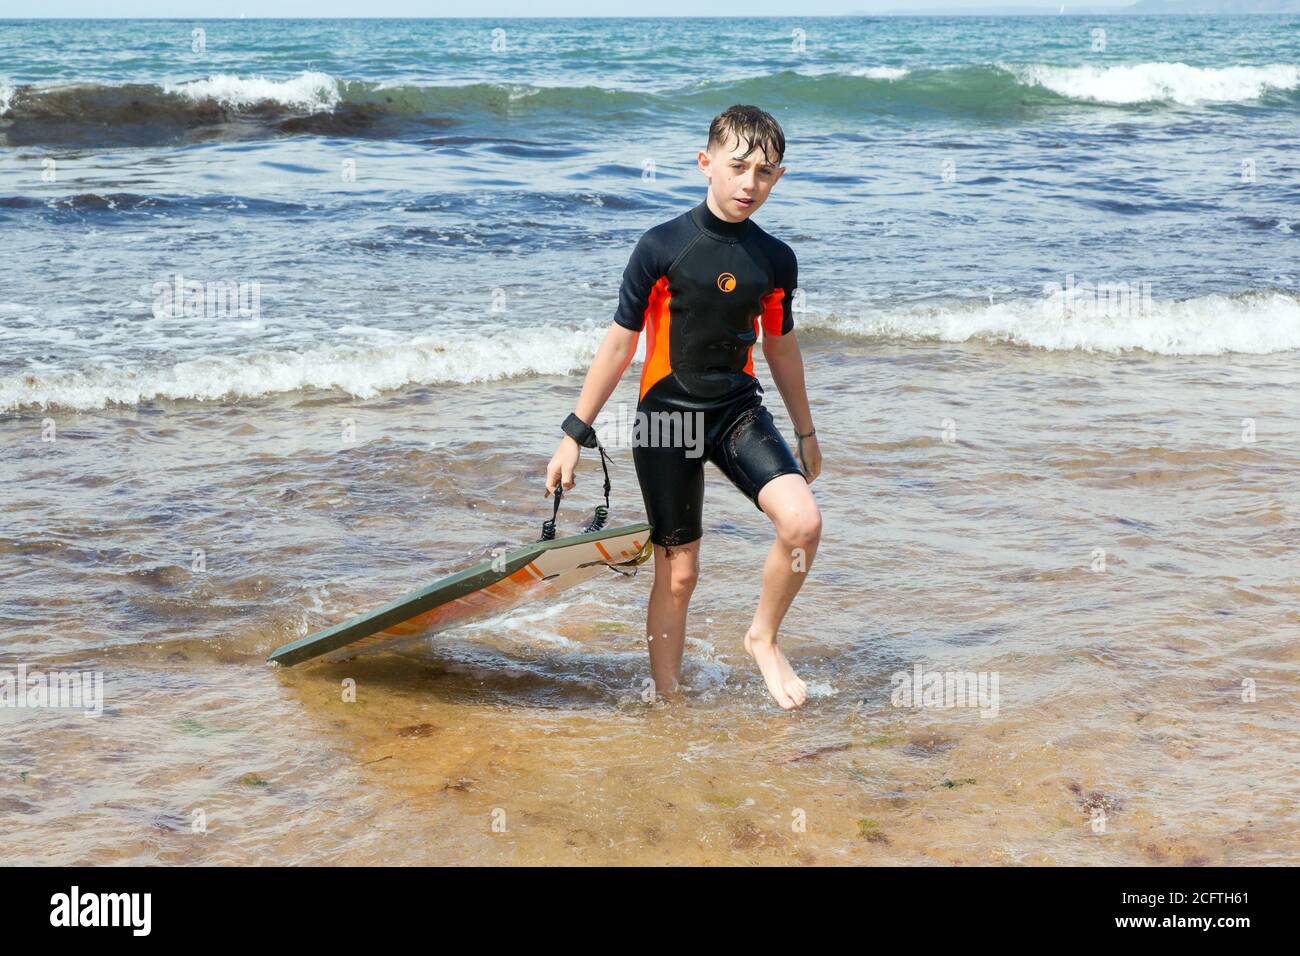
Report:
734,197,754,209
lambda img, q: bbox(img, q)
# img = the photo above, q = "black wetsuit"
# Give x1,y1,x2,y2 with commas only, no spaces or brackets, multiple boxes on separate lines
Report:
613,199,805,547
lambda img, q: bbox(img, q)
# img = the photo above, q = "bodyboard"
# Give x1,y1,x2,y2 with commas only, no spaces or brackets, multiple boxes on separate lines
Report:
268,522,652,667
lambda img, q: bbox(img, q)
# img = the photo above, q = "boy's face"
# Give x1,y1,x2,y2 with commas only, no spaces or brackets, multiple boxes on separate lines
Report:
698,131,785,221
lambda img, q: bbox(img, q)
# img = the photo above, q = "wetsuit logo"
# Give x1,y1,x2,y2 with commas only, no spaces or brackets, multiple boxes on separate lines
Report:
716,272,737,293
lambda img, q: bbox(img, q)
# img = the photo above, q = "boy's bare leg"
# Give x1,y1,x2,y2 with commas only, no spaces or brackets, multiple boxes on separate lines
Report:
645,538,701,699
746,473,822,710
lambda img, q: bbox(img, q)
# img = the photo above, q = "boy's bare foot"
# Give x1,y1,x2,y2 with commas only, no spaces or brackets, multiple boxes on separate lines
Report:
743,629,807,710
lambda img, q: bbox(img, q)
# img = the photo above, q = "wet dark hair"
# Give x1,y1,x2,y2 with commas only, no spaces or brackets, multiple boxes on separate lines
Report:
707,105,786,166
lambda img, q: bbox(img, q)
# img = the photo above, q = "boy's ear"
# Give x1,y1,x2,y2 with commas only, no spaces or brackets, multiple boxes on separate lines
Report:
697,149,714,178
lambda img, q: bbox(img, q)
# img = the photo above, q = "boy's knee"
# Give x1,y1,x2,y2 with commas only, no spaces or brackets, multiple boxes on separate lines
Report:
669,563,699,601
780,508,822,549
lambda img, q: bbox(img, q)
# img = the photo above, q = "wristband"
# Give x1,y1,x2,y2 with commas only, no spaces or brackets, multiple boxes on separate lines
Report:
562,412,598,449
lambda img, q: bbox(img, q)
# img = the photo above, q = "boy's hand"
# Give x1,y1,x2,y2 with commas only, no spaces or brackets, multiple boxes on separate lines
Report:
545,437,581,497
796,434,822,483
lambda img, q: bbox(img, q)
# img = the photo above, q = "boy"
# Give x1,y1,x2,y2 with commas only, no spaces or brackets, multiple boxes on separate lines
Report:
545,105,822,711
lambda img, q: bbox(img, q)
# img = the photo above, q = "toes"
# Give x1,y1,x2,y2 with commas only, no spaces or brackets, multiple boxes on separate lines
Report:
768,681,795,710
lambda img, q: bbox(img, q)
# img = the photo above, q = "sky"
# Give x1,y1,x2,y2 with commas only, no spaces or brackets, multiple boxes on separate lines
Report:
1,1,1132,17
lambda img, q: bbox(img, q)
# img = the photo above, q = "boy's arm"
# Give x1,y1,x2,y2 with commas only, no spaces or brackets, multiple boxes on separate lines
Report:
547,323,639,497
575,228,660,424
759,241,813,433
763,332,820,482
760,243,820,480
546,232,659,496
573,323,640,428
762,331,814,437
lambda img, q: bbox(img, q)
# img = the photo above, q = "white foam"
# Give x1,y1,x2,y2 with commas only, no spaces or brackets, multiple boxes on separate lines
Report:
9,291,1299,411
163,71,342,112
849,66,910,81
1,323,607,412
0,82,13,115
805,289,1300,356
1010,62,1300,106
803,680,839,698
793,65,910,82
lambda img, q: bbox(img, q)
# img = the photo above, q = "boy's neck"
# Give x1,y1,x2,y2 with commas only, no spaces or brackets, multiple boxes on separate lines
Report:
694,193,751,241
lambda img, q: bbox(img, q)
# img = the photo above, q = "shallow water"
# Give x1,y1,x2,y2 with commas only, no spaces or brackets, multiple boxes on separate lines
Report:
4,339,1298,864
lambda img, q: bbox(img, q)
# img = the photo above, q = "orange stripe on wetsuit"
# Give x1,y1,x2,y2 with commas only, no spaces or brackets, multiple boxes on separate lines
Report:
745,286,788,377
639,276,672,400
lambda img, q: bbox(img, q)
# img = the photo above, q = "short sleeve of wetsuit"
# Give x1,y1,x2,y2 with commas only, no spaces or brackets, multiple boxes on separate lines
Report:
612,230,665,333
760,242,797,337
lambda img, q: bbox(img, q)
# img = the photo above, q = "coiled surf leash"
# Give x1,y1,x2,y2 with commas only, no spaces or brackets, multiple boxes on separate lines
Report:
541,413,614,542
